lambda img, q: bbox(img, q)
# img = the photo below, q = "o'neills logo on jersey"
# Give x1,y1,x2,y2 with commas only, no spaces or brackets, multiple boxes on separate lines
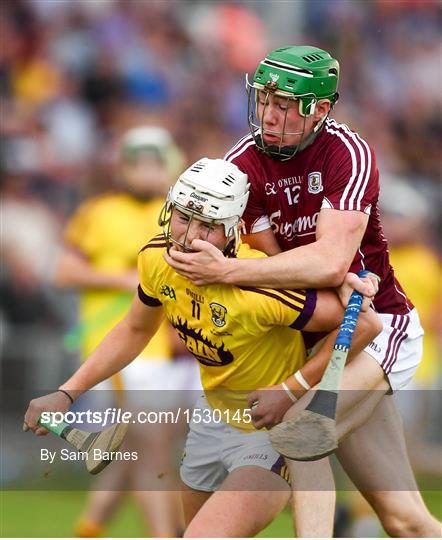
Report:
186,288,204,304
307,172,323,194
278,176,302,187
171,316,233,367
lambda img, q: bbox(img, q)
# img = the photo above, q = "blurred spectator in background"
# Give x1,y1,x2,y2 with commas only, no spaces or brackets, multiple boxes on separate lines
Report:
0,167,68,389
381,177,441,474
3,0,439,241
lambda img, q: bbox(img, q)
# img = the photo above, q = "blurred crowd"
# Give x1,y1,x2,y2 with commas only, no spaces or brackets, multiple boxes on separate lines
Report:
1,1,440,536
1,0,440,397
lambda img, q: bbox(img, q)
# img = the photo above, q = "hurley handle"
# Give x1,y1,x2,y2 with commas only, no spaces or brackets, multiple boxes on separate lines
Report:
306,269,371,417
38,417,71,437
334,269,369,351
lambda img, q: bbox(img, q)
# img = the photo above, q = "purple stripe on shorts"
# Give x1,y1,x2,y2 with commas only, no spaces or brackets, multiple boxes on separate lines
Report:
270,454,285,475
382,315,411,374
385,316,410,374
382,315,398,369
386,315,409,372
385,316,410,372
384,327,402,373
386,333,408,375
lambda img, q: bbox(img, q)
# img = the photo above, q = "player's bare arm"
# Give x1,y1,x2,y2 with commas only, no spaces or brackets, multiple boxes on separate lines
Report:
166,208,369,290
55,247,138,290
24,296,163,433
248,283,382,429
241,229,282,256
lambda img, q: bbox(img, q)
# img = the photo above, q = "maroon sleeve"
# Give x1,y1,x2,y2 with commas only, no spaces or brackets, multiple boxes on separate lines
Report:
322,128,379,214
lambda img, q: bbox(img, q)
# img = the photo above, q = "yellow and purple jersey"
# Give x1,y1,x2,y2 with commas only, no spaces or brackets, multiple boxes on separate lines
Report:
137,235,316,429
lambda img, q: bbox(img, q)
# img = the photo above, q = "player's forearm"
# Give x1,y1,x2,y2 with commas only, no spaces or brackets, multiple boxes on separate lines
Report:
285,331,338,398
59,319,151,400
224,241,346,289
54,250,135,290
284,309,382,397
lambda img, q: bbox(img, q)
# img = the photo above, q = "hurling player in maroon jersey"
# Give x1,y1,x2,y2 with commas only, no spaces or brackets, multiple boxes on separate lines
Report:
165,46,440,536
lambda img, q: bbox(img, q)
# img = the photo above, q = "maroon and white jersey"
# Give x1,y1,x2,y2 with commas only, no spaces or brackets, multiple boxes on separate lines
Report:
225,118,413,315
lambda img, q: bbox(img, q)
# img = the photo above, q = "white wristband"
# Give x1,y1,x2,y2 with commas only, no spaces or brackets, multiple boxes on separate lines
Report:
281,382,297,403
294,370,311,390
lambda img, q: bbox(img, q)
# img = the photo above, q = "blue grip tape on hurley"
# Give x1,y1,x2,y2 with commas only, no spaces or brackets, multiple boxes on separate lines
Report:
334,270,369,351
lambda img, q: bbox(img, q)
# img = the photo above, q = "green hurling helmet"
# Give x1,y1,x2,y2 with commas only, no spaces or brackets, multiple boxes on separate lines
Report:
246,45,339,160
252,45,339,115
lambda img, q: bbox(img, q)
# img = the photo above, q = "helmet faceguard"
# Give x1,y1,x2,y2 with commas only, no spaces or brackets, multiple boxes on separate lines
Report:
119,126,185,199
121,126,185,177
247,45,339,160
158,158,249,256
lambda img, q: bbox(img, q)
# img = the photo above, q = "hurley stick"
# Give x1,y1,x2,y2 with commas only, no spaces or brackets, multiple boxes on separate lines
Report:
270,270,369,461
24,417,128,474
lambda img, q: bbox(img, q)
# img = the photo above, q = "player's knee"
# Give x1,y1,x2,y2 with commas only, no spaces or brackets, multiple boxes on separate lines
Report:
183,525,195,537
381,507,436,537
184,518,260,538
183,522,212,538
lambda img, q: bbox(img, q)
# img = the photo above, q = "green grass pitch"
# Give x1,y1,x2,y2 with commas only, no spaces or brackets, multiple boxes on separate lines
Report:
1,489,441,537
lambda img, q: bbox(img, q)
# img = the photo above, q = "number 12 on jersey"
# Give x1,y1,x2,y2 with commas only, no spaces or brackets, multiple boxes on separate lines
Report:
284,185,300,206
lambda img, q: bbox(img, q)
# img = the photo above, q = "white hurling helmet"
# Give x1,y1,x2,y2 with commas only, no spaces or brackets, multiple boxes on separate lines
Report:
159,158,250,254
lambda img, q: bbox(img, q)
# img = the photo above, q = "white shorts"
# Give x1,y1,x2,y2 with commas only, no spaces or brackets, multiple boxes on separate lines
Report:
363,308,423,392
121,356,202,392
180,395,290,492
91,356,202,409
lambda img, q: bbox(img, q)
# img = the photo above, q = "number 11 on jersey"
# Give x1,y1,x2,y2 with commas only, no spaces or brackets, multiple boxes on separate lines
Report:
191,300,201,319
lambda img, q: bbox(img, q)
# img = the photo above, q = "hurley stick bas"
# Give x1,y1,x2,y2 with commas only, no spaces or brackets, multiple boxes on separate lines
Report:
23,417,128,474
270,270,369,461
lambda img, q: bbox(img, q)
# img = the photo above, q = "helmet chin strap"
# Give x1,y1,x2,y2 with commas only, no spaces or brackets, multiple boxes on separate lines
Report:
223,238,237,258
258,112,329,160
257,128,319,161
313,113,328,133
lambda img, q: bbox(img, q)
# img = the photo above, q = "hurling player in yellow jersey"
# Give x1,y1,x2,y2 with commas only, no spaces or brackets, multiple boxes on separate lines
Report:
25,158,381,538
54,127,193,538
